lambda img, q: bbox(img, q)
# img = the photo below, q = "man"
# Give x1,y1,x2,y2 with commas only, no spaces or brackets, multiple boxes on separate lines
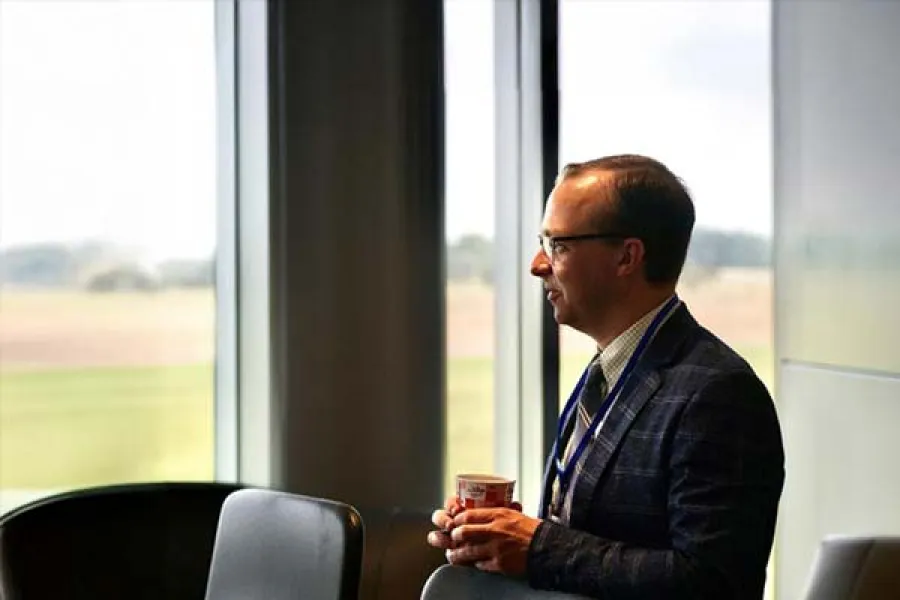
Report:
428,155,785,599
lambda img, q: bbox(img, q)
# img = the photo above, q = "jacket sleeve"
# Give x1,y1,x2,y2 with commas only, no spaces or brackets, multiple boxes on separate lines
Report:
525,371,785,599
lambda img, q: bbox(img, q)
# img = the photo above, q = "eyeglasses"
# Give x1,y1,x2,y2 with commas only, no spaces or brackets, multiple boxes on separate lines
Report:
537,232,627,259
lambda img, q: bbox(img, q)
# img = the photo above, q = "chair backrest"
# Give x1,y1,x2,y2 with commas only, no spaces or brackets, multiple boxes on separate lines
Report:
204,488,364,600
0,481,243,600
421,565,591,600
357,507,446,600
802,535,900,600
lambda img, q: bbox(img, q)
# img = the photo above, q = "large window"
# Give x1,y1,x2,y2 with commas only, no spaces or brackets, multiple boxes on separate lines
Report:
442,0,497,495
0,0,218,513
558,0,773,396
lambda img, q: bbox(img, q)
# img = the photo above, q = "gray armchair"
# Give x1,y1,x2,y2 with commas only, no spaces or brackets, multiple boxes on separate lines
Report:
421,565,591,600
204,489,364,600
801,535,900,600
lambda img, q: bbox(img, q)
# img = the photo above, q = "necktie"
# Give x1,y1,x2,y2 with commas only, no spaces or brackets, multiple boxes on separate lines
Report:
570,353,608,456
551,354,607,521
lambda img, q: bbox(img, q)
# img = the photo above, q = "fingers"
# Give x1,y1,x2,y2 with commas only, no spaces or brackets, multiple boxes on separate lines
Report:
446,542,492,566
432,500,514,552
452,507,508,526
475,559,500,572
431,508,454,531
444,495,464,515
426,529,454,550
450,522,492,545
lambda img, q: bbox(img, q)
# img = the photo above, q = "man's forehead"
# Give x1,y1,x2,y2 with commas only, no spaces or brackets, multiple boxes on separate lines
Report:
543,171,613,231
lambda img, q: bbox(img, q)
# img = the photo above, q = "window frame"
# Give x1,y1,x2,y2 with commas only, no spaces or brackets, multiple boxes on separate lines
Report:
493,0,559,515
214,0,272,487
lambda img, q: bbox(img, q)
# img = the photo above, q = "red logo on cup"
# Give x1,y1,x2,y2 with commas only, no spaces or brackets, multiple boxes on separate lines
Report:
456,474,516,509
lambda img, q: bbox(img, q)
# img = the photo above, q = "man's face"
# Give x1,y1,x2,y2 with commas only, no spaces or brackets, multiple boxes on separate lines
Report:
530,173,626,335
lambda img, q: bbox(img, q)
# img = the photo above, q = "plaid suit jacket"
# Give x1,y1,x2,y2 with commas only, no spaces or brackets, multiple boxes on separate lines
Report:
528,304,785,599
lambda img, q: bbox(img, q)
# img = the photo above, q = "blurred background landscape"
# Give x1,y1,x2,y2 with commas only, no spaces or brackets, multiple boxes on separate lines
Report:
0,235,771,502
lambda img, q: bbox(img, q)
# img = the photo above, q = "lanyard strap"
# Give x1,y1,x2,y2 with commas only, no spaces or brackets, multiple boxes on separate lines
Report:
552,296,680,500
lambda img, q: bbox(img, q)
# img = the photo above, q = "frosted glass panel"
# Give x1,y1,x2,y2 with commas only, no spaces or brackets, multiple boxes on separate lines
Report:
777,363,900,600
776,0,900,373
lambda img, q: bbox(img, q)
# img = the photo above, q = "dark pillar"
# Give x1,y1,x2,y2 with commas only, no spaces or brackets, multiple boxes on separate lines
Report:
267,0,445,512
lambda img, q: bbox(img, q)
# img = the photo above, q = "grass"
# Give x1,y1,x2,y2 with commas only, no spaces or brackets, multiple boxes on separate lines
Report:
1,347,772,495
0,351,773,506
0,364,214,489
0,279,773,504
445,357,495,492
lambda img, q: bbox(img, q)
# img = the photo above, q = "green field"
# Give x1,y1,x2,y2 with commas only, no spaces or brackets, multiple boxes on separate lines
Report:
1,348,773,495
0,276,773,507
0,364,214,489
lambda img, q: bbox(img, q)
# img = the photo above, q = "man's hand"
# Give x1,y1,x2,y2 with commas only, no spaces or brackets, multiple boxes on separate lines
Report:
427,495,465,552
426,496,527,555
441,507,541,576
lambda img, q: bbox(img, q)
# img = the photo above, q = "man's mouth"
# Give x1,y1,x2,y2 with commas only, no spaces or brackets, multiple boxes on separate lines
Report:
546,289,561,301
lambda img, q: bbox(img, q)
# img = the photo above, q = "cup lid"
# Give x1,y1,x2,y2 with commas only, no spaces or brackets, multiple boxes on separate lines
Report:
456,473,515,484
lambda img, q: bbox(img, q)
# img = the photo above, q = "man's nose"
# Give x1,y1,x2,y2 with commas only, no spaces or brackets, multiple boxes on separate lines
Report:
530,249,551,277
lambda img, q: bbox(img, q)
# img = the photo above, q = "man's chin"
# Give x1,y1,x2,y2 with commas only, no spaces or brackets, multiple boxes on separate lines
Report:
551,305,570,326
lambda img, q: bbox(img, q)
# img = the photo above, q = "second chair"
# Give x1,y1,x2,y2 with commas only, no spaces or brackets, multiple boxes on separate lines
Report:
204,488,364,600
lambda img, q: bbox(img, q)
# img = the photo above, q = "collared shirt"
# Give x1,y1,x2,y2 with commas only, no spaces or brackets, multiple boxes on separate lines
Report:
550,295,679,525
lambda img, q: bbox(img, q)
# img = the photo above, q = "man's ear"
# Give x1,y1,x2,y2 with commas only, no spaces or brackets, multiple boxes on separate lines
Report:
617,238,645,276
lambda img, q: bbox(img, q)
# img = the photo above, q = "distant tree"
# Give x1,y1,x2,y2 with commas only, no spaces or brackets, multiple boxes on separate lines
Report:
0,243,78,286
679,262,720,288
85,266,160,293
446,234,494,283
687,228,771,268
0,230,771,290
158,258,214,288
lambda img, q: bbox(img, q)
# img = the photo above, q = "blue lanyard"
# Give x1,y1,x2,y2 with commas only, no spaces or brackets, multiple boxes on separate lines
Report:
552,296,680,501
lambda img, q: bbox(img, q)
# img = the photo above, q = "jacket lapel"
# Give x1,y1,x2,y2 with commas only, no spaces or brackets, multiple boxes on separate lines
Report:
567,366,661,527
567,304,698,529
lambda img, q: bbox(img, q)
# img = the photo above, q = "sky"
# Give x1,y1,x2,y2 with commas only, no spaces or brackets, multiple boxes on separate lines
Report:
1,0,772,263
445,0,773,242
0,0,217,262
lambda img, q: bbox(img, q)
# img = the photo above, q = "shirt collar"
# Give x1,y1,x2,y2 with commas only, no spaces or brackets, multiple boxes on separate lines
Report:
596,294,678,387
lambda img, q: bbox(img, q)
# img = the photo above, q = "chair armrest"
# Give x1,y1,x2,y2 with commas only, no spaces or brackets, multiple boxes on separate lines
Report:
421,565,592,600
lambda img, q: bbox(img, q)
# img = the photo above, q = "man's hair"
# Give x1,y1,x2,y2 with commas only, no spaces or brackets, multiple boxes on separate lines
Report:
560,154,695,285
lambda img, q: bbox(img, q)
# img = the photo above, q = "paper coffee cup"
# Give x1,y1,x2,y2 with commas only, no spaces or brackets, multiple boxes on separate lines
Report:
456,473,516,509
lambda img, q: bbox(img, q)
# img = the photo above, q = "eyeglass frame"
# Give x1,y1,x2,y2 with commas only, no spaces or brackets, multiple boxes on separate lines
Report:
537,232,631,259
